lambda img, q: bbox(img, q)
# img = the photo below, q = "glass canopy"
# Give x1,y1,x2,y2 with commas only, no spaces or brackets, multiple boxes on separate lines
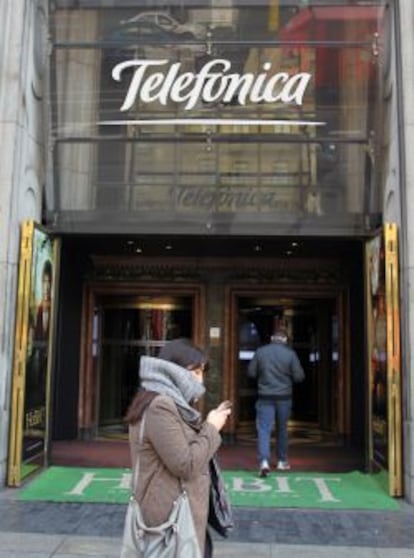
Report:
49,0,389,235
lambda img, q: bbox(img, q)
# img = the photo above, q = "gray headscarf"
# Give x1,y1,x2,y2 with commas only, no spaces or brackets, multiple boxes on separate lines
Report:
139,356,205,424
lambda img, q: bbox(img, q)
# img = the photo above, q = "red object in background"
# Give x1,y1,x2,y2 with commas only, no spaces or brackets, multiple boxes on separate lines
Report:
151,309,165,340
279,6,384,87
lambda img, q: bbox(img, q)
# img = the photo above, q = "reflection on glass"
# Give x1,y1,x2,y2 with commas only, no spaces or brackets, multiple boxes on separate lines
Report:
51,1,386,231
98,297,192,436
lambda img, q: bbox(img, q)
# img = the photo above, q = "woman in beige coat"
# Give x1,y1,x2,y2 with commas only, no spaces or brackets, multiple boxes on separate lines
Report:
125,338,231,558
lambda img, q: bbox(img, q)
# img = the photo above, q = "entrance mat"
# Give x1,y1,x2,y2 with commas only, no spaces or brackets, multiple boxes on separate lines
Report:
17,466,400,510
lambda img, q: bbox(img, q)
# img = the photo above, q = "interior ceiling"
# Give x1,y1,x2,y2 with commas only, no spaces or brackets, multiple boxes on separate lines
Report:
64,234,363,259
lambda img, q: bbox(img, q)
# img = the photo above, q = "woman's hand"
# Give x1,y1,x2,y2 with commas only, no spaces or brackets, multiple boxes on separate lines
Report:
207,401,232,431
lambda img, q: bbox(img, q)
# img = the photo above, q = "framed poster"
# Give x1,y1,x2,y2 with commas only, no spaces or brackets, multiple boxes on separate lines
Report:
366,223,402,496
8,221,59,486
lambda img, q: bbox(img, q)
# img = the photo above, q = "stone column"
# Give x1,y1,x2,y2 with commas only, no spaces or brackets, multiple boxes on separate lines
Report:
396,0,414,503
0,0,48,485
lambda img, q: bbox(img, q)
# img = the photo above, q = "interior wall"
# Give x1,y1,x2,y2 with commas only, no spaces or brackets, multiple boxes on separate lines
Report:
348,242,367,451
52,239,86,440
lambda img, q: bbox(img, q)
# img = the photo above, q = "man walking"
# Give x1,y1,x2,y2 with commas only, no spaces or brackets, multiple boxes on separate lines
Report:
247,328,305,477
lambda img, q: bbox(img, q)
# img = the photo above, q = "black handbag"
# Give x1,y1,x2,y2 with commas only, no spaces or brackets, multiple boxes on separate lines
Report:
207,455,234,537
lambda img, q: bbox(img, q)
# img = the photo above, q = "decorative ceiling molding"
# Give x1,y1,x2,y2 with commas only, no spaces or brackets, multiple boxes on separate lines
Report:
89,255,343,284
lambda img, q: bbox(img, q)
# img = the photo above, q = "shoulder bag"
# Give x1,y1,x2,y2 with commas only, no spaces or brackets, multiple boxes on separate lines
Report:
120,414,202,558
207,455,234,538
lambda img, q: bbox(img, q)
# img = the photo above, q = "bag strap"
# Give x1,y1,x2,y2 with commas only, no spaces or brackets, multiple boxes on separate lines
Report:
131,412,146,493
131,410,185,494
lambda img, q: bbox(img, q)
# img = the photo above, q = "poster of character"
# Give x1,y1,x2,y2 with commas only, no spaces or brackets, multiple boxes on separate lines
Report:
8,221,57,485
367,225,402,496
367,233,388,468
23,228,55,466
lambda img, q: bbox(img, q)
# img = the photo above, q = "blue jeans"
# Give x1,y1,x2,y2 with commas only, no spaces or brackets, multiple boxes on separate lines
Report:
255,398,292,463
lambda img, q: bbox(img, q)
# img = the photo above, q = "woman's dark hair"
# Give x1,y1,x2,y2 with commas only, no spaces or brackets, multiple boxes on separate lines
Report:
124,338,208,425
158,338,208,371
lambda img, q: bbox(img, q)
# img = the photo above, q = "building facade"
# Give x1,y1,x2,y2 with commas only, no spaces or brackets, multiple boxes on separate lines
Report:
1,0,414,501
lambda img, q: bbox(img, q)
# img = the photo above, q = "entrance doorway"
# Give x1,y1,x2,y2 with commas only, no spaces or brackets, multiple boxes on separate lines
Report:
224,287,350,445
97,295,193,437
52,237,367,472
78,283,205,439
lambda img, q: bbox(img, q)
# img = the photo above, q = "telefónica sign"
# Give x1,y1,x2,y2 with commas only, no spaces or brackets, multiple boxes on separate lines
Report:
112,58,312,112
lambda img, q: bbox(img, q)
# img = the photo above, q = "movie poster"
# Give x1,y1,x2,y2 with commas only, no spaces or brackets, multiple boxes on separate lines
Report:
23,227,55,466
8,221,57,486
366,224,402,496
367,234,388,468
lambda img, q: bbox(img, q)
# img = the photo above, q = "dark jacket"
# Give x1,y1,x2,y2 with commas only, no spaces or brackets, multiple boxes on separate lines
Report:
247,340,305,398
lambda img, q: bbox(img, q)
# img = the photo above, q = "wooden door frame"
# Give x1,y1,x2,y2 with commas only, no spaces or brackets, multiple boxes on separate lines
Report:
78,281,205,436
223,284,350,437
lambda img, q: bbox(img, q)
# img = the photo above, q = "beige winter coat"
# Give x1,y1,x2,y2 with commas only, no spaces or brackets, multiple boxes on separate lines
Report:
129,395,222,556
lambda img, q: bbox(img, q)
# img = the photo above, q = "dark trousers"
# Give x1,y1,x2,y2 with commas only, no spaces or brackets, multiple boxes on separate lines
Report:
256,398,292,462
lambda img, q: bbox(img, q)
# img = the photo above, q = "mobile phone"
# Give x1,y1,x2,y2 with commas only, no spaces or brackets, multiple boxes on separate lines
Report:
219,400,233,410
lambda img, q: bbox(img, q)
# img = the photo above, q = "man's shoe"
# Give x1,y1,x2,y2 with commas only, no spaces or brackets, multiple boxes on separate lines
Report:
276,460,291,471
259,459,270,478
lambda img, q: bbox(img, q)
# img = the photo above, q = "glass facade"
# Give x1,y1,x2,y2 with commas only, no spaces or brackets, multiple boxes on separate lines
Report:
49,0,388,235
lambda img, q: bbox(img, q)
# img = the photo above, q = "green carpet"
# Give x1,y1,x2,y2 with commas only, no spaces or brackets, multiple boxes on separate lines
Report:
17,466,399,510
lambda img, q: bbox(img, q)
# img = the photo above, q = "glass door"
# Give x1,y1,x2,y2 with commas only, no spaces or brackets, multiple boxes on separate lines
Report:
236,297,336,438
97,296,193,437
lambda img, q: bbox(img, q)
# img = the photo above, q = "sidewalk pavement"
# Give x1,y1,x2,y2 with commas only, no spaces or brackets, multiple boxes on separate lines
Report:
1,487,414,557
0,532,413,558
